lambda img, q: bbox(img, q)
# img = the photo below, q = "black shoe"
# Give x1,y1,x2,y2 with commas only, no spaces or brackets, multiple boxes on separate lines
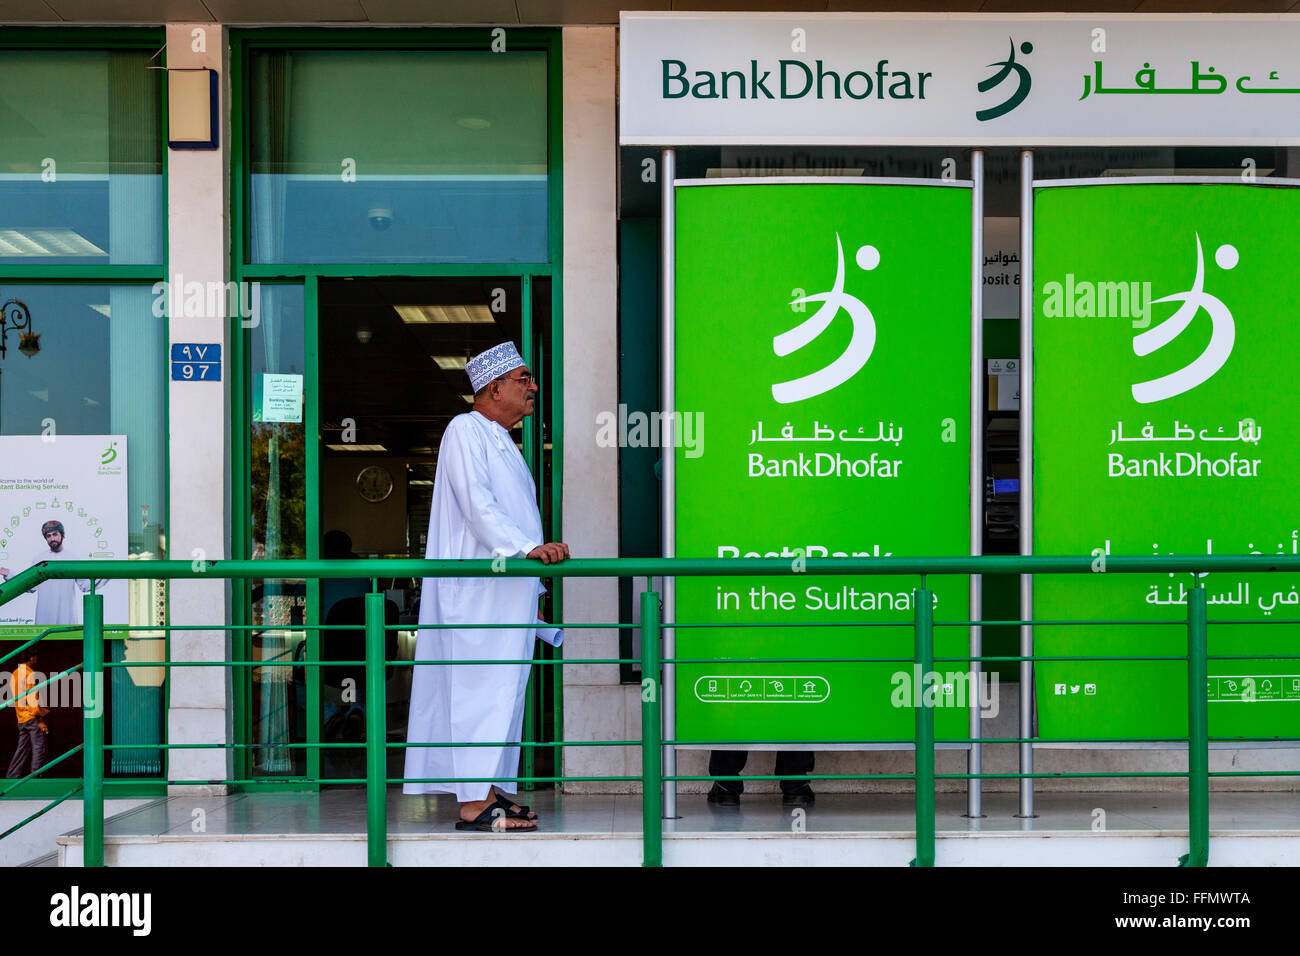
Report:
782,787,815,808
707,784,741,807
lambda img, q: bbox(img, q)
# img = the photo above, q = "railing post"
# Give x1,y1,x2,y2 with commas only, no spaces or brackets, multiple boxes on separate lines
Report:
911,586,936,868
82,592,104,868
1183,584,1209,867
364,592,388,867
640,590,663,868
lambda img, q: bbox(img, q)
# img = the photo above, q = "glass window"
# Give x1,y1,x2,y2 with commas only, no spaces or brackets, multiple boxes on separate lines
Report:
247,49,549,265
0,283,167,779
246,285,307,776
0,50,164,265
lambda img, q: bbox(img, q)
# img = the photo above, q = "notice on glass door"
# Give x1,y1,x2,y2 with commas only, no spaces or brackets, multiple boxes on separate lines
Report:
256,373,303,423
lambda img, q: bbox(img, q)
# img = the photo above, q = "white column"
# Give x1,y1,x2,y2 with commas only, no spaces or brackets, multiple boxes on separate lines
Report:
165,24,231,793
561,28,636,788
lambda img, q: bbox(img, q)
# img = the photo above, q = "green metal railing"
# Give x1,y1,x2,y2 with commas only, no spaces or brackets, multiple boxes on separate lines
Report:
1,554,1297,868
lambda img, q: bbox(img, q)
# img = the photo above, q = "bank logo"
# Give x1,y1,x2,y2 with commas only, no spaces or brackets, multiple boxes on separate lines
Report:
100,441,118,465
1132,234,1238,404
772,234,878,404
976,38,1033,121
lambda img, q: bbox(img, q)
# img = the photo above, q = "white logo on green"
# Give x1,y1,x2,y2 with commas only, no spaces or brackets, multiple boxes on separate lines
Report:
773,234,879,404
1133,234,1238,404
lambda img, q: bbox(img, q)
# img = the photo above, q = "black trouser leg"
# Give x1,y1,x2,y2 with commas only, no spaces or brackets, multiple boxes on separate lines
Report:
774,750,815,794
30,723,48,773
6,722,34,778
708,750,748,794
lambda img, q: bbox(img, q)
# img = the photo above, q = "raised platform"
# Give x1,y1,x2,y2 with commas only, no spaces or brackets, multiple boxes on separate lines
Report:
54,789,1300,866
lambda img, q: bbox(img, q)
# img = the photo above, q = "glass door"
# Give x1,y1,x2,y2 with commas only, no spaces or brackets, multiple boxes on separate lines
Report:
313,277,553,786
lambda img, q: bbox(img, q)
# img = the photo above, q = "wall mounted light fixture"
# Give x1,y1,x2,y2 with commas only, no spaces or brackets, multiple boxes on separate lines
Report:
168,68,219,150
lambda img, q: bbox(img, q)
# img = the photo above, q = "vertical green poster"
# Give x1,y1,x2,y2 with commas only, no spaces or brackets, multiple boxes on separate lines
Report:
674,181,972,745
1034,182,1300,740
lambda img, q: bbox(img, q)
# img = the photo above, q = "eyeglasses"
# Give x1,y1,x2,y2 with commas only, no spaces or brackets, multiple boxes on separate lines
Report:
505,372,535,387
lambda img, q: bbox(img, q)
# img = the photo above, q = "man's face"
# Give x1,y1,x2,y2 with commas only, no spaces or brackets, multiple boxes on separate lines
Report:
43,530,63,552
496,367,539,423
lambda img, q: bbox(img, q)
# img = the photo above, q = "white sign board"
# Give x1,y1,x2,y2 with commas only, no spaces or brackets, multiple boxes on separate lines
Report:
620,13,1300,145
983,217,1020,320
0,436,128,630
260,373,304,424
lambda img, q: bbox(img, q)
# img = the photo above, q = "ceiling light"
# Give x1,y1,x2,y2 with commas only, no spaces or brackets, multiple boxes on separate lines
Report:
432,355,467,370
408,446,433,455
0,228,108,257
461,394,474,403
409,479,434,486
395,304,495,324
456,117,492,130
325,443,387,452
89,304,111,318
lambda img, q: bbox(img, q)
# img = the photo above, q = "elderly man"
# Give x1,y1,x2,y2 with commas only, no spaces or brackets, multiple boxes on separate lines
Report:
404,341,569,832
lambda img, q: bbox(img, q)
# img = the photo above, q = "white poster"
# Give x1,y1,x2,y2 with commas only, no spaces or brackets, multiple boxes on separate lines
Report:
983,217,1021,320
259,373,303,424
0,436,128,631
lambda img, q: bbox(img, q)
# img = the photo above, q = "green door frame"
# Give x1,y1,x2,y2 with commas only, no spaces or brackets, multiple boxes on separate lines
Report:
228,28,565,790
0,28,170,801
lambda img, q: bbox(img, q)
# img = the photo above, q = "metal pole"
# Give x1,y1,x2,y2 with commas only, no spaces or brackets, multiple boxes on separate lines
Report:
82,592,104,868
912,586,936,868
660,146,678,820
364,592,388,867
641,590,663,867
1017,149,1036,819
968,148,985,819
1184,584,1209,867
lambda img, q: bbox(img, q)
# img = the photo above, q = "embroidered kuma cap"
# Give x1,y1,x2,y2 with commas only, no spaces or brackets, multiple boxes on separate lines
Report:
465,341,525,393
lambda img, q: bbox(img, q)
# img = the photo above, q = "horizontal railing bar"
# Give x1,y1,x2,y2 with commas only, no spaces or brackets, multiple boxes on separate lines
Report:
4,554,1300,596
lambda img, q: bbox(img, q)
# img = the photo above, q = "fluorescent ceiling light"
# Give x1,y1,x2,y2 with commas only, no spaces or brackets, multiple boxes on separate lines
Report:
408,446,433,455
395,304,494,324
0,228,108,257
1101,168,1275,177
409,479,434,486
461,394,474,403
325,443,387,452
705,167,864,178
456,117,492,130
433,355,468,370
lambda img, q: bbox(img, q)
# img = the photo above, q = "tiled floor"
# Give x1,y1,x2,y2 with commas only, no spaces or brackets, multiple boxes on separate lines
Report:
90,788,1300,838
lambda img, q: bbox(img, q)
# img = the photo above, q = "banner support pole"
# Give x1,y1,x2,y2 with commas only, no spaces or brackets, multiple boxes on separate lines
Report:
660,146,678,821
1017,149,1037,819
968,148,985,819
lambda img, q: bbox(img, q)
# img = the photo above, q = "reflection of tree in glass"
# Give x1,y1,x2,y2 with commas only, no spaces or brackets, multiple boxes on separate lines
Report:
250,422,306,560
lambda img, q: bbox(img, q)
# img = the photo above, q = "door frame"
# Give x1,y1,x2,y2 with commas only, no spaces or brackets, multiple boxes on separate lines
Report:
228,28,564,789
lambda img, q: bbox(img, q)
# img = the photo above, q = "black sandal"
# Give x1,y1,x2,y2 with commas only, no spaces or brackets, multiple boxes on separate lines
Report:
455,802,537,832
494,793,538,821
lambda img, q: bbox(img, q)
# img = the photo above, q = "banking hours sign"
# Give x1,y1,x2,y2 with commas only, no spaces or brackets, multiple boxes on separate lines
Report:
674,181,972,745
1033,182,1300,740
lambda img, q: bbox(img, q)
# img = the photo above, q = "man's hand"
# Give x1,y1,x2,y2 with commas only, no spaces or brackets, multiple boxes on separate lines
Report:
526,543,571,565
37,722,49,734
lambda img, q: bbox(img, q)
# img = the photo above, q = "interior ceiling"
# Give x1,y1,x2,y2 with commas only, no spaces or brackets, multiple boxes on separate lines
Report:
6,1,1300,25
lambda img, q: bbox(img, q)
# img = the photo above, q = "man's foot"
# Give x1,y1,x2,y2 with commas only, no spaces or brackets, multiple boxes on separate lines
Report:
782,786,815,808
491,788,538,821
707,784,741,807
457,798,537,831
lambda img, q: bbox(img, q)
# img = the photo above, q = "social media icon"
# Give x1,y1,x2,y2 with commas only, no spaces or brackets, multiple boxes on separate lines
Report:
1054,683,1067,695
1084,683,1097,696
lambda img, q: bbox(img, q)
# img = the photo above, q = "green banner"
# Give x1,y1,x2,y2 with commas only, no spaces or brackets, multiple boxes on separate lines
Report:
674,181,973,745
1034,182,1300,740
